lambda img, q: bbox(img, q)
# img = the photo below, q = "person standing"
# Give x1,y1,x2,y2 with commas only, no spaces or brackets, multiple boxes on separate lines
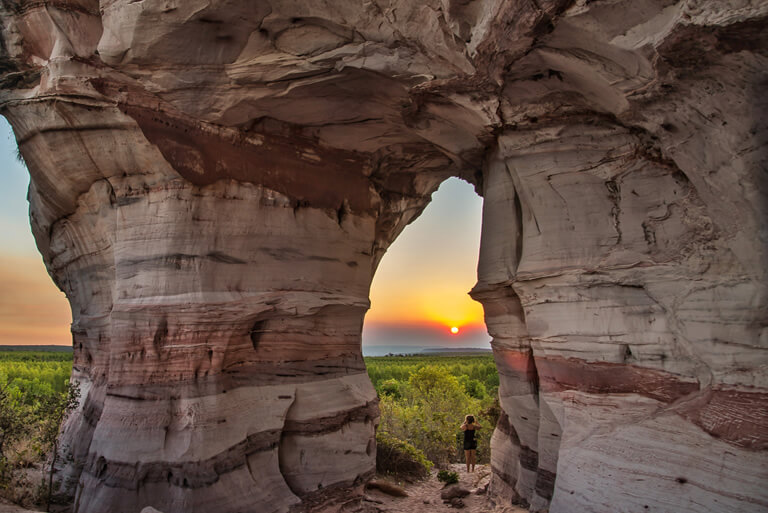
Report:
461,414,481,472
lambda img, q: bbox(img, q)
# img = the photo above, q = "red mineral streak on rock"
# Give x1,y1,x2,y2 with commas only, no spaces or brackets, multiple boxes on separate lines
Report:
1,1,766,512
678,387,768,451
535,356,701,404
496,349,538,380
120,104,375,214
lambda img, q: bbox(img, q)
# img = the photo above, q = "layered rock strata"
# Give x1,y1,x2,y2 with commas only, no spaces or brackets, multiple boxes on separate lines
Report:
1,1,766,512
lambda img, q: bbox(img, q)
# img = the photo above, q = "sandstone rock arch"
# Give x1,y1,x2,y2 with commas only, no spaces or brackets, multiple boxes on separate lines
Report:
0,1,766,512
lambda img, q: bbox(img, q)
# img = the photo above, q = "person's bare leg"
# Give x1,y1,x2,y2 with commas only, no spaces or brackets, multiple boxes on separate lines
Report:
470,450,476,472
465,450,471,472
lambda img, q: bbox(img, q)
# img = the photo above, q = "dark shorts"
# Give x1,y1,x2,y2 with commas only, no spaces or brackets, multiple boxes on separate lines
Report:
463,440,477,451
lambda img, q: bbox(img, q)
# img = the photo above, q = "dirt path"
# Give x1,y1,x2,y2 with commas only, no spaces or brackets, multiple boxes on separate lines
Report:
0,466,529,513
0,498,39,513
364,464,528,513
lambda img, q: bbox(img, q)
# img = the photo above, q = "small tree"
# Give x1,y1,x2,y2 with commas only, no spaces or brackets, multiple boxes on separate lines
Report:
38,382,80,511
0,384,23,464
405,366,478,466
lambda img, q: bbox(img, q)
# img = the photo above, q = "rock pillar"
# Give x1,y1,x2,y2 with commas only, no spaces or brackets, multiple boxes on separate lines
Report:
5,100,387,513
1,0,766,512
474,115,768,511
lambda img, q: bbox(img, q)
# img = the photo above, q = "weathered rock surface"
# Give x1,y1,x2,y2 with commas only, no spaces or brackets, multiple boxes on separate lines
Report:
441,483,471,501
0,1,766,512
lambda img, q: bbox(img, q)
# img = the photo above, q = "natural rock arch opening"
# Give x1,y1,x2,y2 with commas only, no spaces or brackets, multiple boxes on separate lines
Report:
0,1,765,512
363,177,489,355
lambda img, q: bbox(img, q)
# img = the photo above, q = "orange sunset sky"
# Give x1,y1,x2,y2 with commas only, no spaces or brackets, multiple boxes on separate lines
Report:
0,116,490,352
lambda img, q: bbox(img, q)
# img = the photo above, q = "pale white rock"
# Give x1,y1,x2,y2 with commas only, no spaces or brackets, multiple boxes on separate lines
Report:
0,1,765,512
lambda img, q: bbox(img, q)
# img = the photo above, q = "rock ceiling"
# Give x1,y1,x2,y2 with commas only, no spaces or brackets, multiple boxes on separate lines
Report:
0,1,766,512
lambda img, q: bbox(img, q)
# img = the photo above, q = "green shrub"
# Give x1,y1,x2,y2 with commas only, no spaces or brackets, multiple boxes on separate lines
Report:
437,470,459,484
378,379,402,398
375,431,433,480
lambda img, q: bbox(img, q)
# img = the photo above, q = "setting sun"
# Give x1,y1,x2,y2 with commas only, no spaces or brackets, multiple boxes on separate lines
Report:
362,178,490,351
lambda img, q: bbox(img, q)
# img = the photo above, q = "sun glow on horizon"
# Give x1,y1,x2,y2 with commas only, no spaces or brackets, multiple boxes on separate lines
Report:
364,178,490,348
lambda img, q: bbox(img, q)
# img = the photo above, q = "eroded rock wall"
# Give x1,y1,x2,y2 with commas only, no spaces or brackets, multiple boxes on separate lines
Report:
6,101,387,513
472,4,768,511
0,0,765,512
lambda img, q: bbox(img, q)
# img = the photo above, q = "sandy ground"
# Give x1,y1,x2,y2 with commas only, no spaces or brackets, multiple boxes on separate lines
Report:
365,464,528,513
0,465,529,513
0,498,37,513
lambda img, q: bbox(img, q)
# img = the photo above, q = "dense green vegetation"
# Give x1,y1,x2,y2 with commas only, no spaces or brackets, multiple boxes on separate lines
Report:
0,352,72,403
0,351,76,507
0,350,500,504
365,354,499,471
366,354,499,393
